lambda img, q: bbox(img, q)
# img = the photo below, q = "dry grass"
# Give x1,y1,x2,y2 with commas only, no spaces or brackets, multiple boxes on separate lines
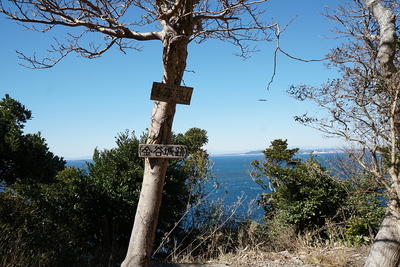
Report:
153,192,372,267
2,199,371,267
158,219,370,267
155,246,369,267
182,245,369,267
0,225,55,267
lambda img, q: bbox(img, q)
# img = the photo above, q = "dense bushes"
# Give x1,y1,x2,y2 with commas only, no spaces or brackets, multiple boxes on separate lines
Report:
0,95,213,266
249,139,385,245
0,94,65,187
0,94,387,266
0,129,212,266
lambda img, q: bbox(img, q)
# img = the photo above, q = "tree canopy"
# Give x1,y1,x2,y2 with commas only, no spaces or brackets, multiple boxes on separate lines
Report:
0,123,212,266
0,94,65,187
249,139,385,244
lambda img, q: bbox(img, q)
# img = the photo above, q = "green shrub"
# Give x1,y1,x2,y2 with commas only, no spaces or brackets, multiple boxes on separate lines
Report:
250,139,385,245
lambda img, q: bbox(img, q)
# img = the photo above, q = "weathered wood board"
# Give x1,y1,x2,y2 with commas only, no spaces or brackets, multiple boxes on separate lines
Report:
150,82,193,105
138,144,188,158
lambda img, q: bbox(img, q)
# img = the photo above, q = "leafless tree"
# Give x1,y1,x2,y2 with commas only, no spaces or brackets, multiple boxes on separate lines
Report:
0,0,277,266
288,0,400,266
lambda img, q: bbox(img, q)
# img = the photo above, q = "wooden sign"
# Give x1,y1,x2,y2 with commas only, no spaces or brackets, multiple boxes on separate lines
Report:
139,144,188,159
150,82,193,105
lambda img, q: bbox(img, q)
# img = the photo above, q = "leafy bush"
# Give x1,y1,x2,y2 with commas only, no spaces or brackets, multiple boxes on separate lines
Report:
250,139,385,244
250,139,346,232
0,94,65,187
0,125,212,266
341,174,385,245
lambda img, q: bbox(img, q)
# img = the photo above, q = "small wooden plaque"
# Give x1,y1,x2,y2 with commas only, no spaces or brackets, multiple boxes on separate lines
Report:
139,144,188,159
150,82,193,105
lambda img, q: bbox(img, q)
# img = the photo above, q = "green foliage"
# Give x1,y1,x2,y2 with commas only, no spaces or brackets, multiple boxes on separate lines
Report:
344,218,371,245
250,139,385,244
258,157,345,231
341,174,385,245
0,167,92,266
250,139,300,192
0,94,68,265
0,94,65,186
0,124,212,266
262,139,299,166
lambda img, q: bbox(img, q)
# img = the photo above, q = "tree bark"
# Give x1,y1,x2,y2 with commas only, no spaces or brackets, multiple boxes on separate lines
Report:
121,155,171,267
364,211,400,267
361,1,399,266
121,33,188,267
362,0,397,78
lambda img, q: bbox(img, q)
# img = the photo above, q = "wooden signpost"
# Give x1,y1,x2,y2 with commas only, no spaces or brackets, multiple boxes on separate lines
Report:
140,82,193,159
150,82,193,105
138,144,188,159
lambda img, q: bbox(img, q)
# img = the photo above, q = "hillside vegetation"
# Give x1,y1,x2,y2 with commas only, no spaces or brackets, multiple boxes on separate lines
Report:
0,96,383,267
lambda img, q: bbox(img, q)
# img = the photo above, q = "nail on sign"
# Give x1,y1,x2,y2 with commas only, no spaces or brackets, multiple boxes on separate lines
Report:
150,82,193,105
139,144,188,159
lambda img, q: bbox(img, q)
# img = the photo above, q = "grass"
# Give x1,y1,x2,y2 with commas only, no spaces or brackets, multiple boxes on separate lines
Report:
1,192,371,267
153,195,370,267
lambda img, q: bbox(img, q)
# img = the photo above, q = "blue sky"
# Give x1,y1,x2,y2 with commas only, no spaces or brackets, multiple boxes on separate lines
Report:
1,0,345,159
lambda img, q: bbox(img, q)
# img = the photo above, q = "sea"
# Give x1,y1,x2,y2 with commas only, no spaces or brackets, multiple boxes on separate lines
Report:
203,154,331,219
66,153,332,220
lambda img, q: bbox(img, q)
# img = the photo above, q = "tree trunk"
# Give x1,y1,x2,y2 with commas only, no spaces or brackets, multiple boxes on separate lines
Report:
121,102,176,267
121,34,188,267
362,0,397,78
364,211,400,267
360,1,400,266
121,156,171,266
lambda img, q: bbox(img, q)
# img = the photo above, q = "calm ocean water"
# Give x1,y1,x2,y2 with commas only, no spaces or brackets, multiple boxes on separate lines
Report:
66,153,328,219
206,154,322,218
208,155,265,218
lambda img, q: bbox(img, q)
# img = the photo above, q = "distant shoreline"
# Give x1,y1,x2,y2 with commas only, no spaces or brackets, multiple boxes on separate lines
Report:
210,153,262,157
210,148,341,157
66,148,341,160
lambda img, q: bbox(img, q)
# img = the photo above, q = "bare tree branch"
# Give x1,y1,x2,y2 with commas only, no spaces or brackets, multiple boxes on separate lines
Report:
266,15,330,90
1,0,276,68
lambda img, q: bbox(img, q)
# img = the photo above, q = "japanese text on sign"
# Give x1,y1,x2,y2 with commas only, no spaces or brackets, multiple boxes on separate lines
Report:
150,82,193,105
139,144,188,159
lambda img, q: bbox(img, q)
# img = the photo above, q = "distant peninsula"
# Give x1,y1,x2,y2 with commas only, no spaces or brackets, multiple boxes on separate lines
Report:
211,148,340,156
